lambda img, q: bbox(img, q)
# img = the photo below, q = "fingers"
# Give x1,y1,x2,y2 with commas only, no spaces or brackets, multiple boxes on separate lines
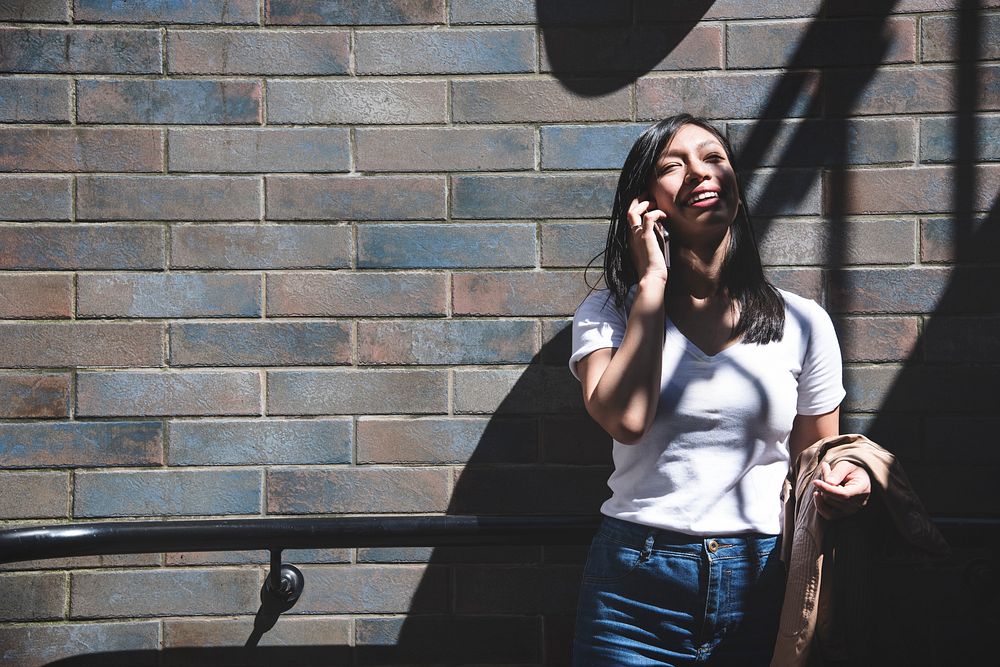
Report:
813,461,871,520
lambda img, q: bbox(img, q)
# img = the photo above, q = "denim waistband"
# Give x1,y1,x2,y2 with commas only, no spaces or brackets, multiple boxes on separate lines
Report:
597,516,779,555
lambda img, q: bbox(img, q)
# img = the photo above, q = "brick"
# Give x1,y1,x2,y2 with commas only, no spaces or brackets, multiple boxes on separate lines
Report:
825,66,1000,115
834,166,999,214
76,0,259,24
356,545,538,564
453,174,615,219
0,322,163,368
78,273,261,318
0,622,159,667
452,0,633,24
76,469,261,518
78,175,261,221
357,28,533,75
165,547,350,566
635,0,823,20
540,24,722,74
163,616,351,647
764,268,824,302
637,71,819,120
0,572,65,621
266,0,445,25
540,221,611,267
170,321,352,366
842,267,1000,315
843,365,1000,413
919,115,1000,163
267,80,447,124
728,118,916,168
835,316,920,362
0,175,71,220
455,565,581,614
286,565,448,614
0,78,71,122
742,169,823,217
356,223,536,268
77,371,260,417
450,0,534,23
355,126,534,172
924,317,1000,363
359,319,538,365
0,27,161,73
71,568,259,617
829,268,948,314
907,463,1000,515
0,472,68,518
77,79,262,124
0,274,71,318
357,417,538,464
168,128,349,173
267,369,447,415
454,367,584,415
828,0,1000,15
540,124,646,170
356,616,540,664
0,421,162,467
268,467,450,514
920,216,996,263
541,415,613,464
0,372,70,417
266,175,446,220
452,78,630,122
922,13,1000,62
540,318,573,366
0,0,68,22
755,219,916,266
168,29,348,75
453,270,590,316
172,224,350,270
449,466,611,513
267,272,447,317
0,224,164,269
727,18,914,69
0,553,160,572
0,128,163,172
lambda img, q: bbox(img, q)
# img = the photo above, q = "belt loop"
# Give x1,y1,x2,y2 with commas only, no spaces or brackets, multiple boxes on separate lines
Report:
640,530,655,562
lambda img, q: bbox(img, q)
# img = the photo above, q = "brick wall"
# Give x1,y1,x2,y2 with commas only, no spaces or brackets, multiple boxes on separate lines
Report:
1,1,998,664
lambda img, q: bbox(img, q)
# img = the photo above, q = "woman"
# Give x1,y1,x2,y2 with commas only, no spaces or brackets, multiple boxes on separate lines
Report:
569,114,871,666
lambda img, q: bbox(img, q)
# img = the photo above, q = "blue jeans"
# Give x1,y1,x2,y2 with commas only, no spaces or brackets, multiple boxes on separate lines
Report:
573,517,785,666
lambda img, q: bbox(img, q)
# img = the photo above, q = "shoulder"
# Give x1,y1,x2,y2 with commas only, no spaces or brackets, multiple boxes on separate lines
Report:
574,287,630,323
778,289,834,331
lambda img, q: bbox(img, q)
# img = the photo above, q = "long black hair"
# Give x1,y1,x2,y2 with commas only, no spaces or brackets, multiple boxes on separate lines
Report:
599,114,785,344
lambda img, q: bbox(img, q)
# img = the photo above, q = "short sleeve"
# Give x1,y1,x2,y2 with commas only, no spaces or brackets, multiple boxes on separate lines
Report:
569,289,628,381
795,298,846,415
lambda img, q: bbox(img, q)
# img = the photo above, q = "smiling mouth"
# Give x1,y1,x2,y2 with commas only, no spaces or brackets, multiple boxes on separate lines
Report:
685,191,719,206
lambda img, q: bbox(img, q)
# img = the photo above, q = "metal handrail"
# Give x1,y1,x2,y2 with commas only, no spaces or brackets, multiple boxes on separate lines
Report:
0,515,604,603
0,515,993,605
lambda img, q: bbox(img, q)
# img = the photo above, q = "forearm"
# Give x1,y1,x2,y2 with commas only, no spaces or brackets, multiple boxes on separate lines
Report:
585,276,667,443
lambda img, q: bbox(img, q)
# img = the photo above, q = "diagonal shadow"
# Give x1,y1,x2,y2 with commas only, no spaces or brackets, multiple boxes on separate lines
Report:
537,0,716,95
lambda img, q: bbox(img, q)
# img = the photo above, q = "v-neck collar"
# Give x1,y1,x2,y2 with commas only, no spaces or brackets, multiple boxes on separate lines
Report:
666,317,744,361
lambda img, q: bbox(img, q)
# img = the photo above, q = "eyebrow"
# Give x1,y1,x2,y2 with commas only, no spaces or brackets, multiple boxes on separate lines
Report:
660,139,723,159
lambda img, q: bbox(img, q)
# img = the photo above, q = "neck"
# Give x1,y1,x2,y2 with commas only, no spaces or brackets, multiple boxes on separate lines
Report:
669,233,729,301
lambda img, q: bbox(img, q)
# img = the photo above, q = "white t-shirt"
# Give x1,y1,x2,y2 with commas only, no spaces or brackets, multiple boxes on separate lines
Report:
569,288,845,536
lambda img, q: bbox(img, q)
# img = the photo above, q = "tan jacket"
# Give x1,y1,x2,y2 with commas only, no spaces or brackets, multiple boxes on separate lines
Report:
770,434,950,667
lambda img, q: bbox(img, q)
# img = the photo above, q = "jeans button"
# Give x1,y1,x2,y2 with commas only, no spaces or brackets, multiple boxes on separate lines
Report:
707,539,719,553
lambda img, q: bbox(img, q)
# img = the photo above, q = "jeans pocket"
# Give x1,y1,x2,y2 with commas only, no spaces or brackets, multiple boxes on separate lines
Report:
581,534,646,584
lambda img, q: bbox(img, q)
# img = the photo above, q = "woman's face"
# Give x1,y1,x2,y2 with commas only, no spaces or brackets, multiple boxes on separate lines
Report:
647,123,740,246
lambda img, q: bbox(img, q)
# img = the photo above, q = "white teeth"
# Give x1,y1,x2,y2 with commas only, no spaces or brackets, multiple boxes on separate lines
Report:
687,191,719,205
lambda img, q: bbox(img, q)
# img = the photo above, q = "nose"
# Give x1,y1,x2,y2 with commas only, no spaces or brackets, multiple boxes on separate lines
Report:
685,161,709,183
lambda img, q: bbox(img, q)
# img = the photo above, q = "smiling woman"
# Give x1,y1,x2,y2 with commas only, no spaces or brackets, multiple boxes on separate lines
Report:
568,115,871,666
